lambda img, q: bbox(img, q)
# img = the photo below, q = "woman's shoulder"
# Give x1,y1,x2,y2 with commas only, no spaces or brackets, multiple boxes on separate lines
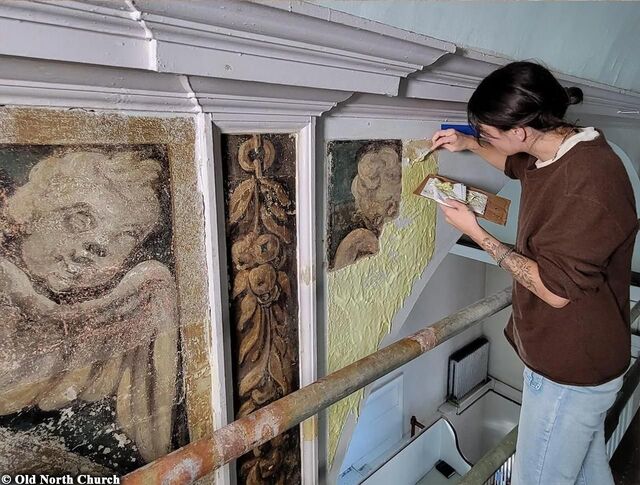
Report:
561,137,636,228
564,135,630,185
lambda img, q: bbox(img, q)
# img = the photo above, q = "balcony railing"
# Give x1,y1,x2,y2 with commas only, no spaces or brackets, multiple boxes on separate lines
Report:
458,299,640,485
120,290,640,485
122,287,513,485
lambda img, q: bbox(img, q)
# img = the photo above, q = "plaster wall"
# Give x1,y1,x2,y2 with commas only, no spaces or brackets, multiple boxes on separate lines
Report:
326,142,438,464
1,2,637,482
336,253,487,479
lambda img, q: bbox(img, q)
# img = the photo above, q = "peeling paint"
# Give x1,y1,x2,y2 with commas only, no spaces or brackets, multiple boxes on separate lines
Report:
121,289,512,484
326,140,438,464
161,457,202,485
407,327,439,353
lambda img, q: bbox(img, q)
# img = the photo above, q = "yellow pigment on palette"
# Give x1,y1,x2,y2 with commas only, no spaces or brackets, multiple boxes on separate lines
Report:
327,141,438,464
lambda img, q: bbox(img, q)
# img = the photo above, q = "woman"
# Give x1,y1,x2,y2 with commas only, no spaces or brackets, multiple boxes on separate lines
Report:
431,61,638,484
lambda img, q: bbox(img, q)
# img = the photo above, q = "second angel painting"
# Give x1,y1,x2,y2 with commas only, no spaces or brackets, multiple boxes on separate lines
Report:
326,140,402,271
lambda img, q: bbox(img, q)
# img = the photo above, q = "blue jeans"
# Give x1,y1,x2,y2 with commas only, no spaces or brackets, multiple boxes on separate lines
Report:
512,367,623,485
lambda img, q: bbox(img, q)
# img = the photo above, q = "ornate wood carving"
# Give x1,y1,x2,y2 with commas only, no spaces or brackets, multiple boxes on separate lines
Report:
223,133,300,485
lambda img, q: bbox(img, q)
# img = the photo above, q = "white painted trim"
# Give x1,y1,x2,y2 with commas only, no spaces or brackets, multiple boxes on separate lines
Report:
251,0,454,53
201,79,351,133
0,56,198,113
134,0,453,95
407,49,640,121
339,374,405,480
606,356,640,458
0,57,353,117
0,0,452,95
197,112,233,485
0,0,150,69
0,1,638,119
326,93,468,121
632,334,640,358
212,118,320,484
406,51,501,102
189,75,353,126
570,83,640,121
297,120,319,485
490,377,522,406
211,120,313,135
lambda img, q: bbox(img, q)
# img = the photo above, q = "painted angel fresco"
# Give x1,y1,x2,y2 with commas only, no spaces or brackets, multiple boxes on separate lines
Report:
0,148,178,470
328,141,402,270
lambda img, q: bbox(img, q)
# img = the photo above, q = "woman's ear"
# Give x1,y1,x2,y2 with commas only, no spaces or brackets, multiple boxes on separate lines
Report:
512,127,527,142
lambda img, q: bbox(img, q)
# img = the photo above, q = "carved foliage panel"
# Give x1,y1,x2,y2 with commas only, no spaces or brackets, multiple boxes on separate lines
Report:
222,133,301,485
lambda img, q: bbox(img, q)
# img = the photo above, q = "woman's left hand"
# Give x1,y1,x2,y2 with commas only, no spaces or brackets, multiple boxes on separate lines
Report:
439,199,482,238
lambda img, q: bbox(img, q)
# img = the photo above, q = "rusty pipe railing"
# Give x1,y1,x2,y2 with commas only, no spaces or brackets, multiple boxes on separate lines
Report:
458,426,518,485
122,287,513,485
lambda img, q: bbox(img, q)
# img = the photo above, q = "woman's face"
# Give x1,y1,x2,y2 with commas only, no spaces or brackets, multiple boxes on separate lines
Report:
477,124,524,156
20,182,158,293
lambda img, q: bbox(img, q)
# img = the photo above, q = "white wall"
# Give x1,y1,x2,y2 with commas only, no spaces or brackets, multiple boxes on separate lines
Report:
400,254,488,426
482,265,523,391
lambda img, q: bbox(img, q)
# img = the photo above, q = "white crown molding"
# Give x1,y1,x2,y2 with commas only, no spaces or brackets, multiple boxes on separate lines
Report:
0,0,454,95
189,76,352,117
405,50,503,103
0,56,198,113
0,0,151,69
0,55,353,118
566,82,640,121
190,76,353,132
326,93,467,121
407,48,640,121
0,1,636,122
136,0,454,95
250,0,453,50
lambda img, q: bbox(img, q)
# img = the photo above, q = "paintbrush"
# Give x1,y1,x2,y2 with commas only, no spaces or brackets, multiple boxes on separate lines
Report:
415,145,438,163
416,124,477,163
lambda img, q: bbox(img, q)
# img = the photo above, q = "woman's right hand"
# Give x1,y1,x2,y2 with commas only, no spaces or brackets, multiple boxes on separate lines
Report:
431,129,478,153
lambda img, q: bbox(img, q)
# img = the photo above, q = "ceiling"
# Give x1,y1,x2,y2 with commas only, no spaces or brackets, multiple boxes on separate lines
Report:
309,0,640,94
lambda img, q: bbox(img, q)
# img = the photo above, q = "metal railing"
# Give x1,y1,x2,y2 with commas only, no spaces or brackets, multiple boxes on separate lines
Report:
458,299,640,485
458,426,517,485
122,287,513,485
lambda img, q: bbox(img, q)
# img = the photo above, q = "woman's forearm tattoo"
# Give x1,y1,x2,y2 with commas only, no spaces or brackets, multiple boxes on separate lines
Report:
479,237,536,293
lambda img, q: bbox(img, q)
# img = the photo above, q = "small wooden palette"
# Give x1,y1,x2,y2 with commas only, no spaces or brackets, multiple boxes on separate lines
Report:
414,174,511,226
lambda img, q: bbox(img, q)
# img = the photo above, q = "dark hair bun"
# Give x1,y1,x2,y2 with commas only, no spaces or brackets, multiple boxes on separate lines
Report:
468,62,583,132
566,86,583,106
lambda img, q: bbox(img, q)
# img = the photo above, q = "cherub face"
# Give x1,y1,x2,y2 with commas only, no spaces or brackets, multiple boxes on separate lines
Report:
21,182,158,293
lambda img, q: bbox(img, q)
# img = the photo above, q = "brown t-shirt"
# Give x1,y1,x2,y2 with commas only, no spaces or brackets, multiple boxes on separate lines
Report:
504,131,638,385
